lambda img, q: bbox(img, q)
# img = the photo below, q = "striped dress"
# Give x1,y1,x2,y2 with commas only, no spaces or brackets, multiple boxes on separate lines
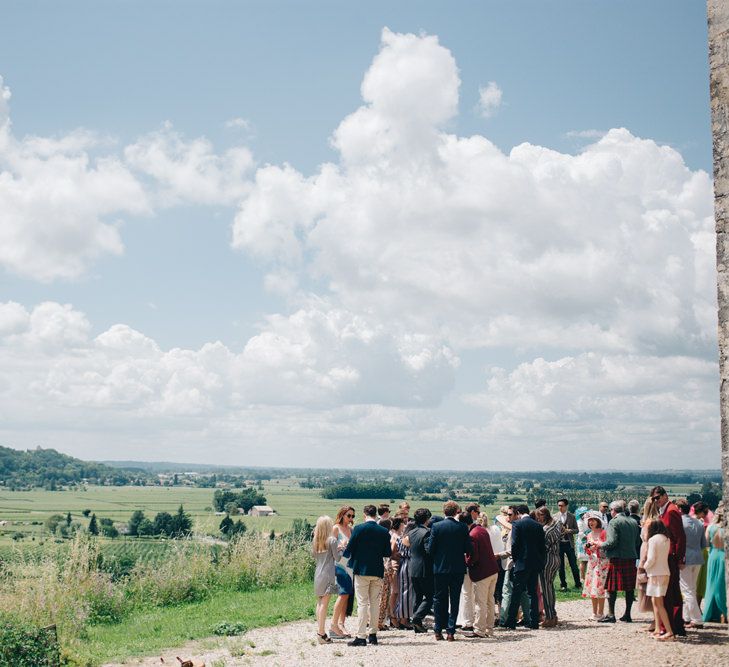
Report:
540,521,562,620
395,537,414,619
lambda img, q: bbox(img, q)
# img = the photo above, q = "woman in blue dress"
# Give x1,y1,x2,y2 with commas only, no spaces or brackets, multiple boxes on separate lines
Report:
702,505,726,624
330,505,355,638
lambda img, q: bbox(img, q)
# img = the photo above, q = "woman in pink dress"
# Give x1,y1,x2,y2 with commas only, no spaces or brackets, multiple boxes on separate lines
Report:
582,512,609,620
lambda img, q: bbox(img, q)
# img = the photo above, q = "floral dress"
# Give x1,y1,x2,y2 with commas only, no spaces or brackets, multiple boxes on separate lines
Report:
582,529,609,599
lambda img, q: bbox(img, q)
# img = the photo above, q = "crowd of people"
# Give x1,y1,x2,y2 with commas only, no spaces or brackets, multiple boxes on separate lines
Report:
311,488,726,646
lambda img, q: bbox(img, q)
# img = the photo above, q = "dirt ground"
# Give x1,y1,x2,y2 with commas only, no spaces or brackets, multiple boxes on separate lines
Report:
104,600,728,667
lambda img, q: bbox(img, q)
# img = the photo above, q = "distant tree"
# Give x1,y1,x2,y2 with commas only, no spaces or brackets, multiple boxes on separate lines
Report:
137,518,154,536
169,505,192,537
219,515,234,535
100,517,119,539
286,518,313,542
88,513,99,536
128,510,146,536
225,501,239,515
699,482,722,510
230,520,247,537
152,512,173,536
82,509,91,517
66,512,72,527
478,494,496,506
45,514,64,534
269,529,276,540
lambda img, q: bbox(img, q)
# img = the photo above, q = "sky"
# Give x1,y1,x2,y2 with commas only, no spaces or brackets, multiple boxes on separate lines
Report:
0,1,719,470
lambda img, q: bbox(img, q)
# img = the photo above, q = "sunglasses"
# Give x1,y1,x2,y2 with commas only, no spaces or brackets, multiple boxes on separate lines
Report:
651,496,661,502
346,513,355,518
507,513,514,517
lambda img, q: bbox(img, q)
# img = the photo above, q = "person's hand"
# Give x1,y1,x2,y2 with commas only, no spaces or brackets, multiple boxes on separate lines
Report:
679,563,685,570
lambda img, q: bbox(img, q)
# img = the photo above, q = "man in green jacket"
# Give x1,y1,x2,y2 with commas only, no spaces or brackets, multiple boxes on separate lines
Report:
595,500,640,623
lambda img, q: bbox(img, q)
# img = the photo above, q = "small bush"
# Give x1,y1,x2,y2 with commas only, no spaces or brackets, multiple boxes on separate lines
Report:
212,621,246,636
0,616,60,667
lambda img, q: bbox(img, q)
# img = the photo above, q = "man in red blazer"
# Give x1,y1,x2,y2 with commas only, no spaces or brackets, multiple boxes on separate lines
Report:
652,486,686,636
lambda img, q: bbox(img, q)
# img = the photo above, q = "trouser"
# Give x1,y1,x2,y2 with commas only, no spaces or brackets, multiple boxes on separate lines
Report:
506,568,540,629
558,541,581,588
495,562,505,603
473,573,497,635
665,554,685,635
433,572,464,635
680,564,702,624
540,554,560,619
354,575,383,639
411,575,434,624
378,569,392,626
500,568,529,624
459,571,475,626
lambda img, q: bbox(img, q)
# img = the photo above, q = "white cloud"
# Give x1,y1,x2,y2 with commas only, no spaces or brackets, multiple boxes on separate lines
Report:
232,30,715,361
225,117,252,131
0,76,150,282
124,122,254,206
565,129,608,140
478,81,502,118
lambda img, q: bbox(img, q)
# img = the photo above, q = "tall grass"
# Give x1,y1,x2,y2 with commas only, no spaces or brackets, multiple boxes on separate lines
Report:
0,532,313,664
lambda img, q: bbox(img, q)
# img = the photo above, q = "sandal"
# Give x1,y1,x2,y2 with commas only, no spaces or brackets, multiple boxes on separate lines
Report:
657,633,675,642
317,633,332,644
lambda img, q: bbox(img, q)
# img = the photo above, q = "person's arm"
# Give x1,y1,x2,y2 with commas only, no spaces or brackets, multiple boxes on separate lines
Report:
330,536,342,561
466,531,479,568
669,508,686,563
564,514,578,536
599,517,618,553
425,525,436,555
699,523,708,550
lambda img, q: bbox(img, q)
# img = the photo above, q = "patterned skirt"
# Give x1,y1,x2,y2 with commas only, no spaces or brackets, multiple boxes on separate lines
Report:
605,557,637,592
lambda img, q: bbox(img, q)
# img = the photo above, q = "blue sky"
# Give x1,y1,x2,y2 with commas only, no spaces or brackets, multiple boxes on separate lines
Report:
0,1,719,468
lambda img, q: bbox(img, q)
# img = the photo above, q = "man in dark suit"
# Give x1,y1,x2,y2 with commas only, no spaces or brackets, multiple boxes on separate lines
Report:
503,504,546,630
405,507,433,633
343,504,392,646
425,500,472,641
556,498,581,590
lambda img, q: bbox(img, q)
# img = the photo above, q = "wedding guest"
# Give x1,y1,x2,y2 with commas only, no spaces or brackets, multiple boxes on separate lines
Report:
534,499,547,509
575,506,590,583
598,501,611,529
394,521,415,629
343,505,392,647
482,511,507,619
644,519,674,641
405,508,433,633
463,510,499,637
628,499,642,525
693,501,711,605
398,502,411,519
536,506,562,627
556,498,581,590
376,518,392,631
652,486,686,636
313,516,342,644
426,501,472,641
637,497,659,626
582,512,609,620
378,504,391,521
388,515,406,627
503,505,546,630
498,506,529,626
330,506,355,638
597,500,639,624
457,512,476,633
702,504,727,624
676,498,707,628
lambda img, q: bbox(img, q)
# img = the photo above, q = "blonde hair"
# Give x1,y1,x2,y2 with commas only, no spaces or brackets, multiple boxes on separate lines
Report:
642,496,658,524
313,515,334,553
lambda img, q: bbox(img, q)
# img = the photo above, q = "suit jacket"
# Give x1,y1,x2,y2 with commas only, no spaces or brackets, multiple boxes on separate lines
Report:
342,519,391,577
426,516,472,575
557,511,578,544
407,524,433,578
510,516,546,572
601,512,639,560
660,501,687,564
682,514,708,566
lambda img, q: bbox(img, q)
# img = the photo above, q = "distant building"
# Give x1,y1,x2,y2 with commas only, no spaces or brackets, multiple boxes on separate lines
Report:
249,505,276,517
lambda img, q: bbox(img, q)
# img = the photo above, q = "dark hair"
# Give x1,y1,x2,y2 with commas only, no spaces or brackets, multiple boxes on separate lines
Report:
391,516,404,531
516,504,530,516
458,511,473,525
557,498,569,506
650,486,667,497
427,515,444,527
377,503,390,516
647,518,669,540
535,506,552,524
534,499,547,508
363,504,377,518
443,501,460,517
675,498,690,515
465,503,480,514
693,501,709,515
414,508,432,525
378,518,392,530
404,519,417,534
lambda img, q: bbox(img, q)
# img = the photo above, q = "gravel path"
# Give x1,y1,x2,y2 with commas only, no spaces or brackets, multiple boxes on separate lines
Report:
105,601,728,667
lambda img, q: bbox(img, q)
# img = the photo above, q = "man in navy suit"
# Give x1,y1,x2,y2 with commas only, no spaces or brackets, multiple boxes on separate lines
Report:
426,500,472,641
503,504,546,630
343,504,392,646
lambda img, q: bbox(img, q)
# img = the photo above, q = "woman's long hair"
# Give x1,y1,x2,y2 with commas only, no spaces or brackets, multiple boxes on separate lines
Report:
313,515,334,553
642,497,659,524
335,505,355,526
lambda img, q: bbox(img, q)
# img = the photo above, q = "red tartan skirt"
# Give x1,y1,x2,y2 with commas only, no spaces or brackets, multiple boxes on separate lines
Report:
606,558,637,592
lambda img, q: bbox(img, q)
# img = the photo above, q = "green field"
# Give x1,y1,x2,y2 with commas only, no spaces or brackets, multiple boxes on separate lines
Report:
0,477,704,552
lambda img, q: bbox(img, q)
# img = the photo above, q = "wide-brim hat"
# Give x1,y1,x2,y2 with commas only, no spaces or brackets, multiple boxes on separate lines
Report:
575,506,589,519
584,510,603,527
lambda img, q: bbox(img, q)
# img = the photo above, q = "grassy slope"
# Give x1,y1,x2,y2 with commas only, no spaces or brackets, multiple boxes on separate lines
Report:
77,583,315,666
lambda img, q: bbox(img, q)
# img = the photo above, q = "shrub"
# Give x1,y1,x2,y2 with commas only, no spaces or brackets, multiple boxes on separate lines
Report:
212,621,246,636
0,616,60,667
